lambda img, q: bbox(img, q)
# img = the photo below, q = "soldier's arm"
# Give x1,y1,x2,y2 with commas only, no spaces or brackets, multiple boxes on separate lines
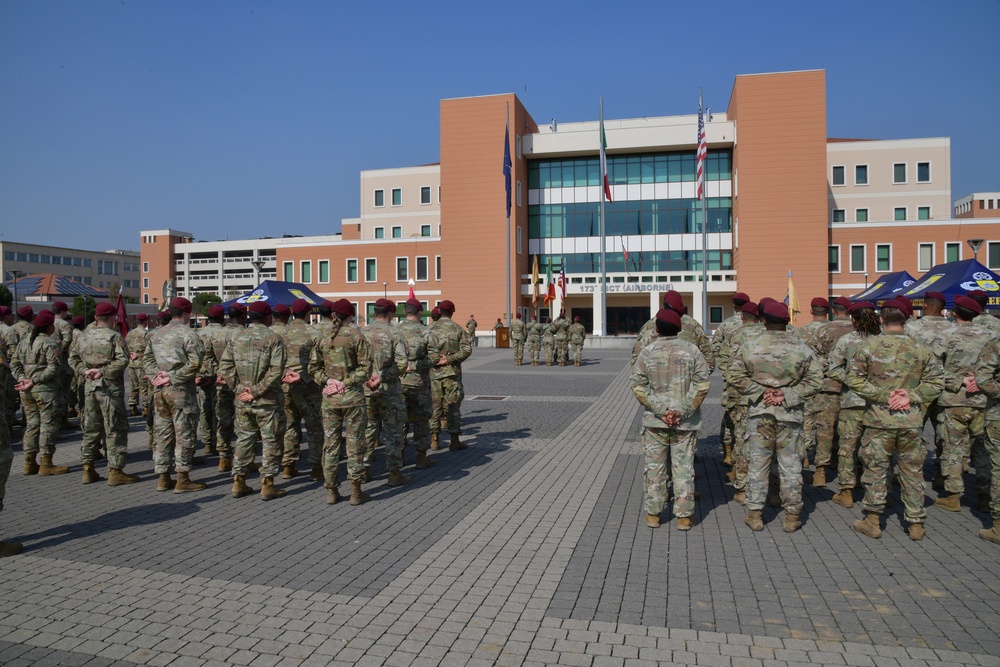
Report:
975,341,1000,399
200,334,218,378
452,328,473,364
104,334,129,381
68,339,84,375
827,336,850,383
309,342,327,386
142,336,159,380
250,336,285,398
695,328,715,374
347,335,373,390
33,341,62,384
427,331,442,365
170,334,203,386
217,341,237,389
844,345,889,404
782,354,823,407
912,352,945,405
392,332,409,376
629,350,666,416
682,351,712,418
630,329,654,367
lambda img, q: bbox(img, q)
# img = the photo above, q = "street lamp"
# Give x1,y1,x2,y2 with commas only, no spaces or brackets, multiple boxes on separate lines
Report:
10,270,21,313
383,282,388,299
968,239,985,263
251,259,265,285
864,273,869,289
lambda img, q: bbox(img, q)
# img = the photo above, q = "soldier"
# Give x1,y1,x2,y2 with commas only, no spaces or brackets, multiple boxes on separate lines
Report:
11,310,70,476
846,299,944,541
796,297,830,467
973,335,1000,544
428,299,473,451
428,306,443,443
466,314,478,347
70,316,86,426
553,310,570,366
398,297,436,469
70,302,137,486
933,296,996,513
206,305,243,470
125,313,152,417
270,303,290,337
542,318,555,366
311,299,372,505
720,301,763,502
711,292,751,466
195,306,222,459
218,300,287,500
526,314,542,366
0,308,20,555
510,312,526,365
362,298,411,486
631,291,714,372
280,299,326,480
0,306,18,433
806,296,855,487
730,301,821,532
430,306,441,325
631,309,710,530
51,301,75,425
826,301,881,508
143,297,208,493
969,290,1000,339
569,315,586,366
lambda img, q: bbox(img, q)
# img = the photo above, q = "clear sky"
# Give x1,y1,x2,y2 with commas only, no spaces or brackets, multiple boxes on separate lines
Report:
1,0,997,252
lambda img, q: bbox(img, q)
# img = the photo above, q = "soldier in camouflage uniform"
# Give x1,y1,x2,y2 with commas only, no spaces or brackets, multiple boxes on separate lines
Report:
427,307,443,444
143,297,208,493
69,317,87,432
933,296,997,513
466,314,478,347
398,297,436,469
631,291,714,373
711,293,752,466
125,313,152,417
797,297,830,466
0,308,21,555
526,315,542,365
846,299,944,541
973,336,1000,544
280,299,325,480
270,303,290,337
510,312,526,365
218,301,287,501
196,307,221,459
806,296,855,487
362,299,411,486
631,309,711,530
553,310,570,366
204,307,238,470
969,290,1000,339
428,300,473,451
569,316,586,366
311,299,371,505
50,302,76,422
0,307,18,433
720,301,763,501
541,318,555,365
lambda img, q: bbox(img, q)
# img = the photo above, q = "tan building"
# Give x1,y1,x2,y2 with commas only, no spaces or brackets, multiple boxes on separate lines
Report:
955,192,1000,218
1,240,142,300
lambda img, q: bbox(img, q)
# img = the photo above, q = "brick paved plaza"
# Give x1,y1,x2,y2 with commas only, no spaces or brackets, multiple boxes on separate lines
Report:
1,349,999,667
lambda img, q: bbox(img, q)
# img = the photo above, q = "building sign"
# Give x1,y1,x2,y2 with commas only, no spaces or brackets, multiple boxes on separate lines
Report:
576,282,673,294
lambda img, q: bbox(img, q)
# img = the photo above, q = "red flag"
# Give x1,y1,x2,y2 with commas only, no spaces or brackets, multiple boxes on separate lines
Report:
115,288,130,338
408,279,416,300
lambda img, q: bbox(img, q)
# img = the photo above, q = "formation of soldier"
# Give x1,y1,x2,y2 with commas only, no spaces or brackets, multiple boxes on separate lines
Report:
511,310,586,367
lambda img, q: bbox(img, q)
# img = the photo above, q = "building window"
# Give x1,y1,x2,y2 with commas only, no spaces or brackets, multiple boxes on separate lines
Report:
143,277,149,289
918,206,930,220
828,246,840,272
945,242,961,263
893,207,907,221
831,166,845,186
855,209,869,223
850,245,865,273
855,165,868,185
893,163,907,184
283,262,294,282
516,135,522,159
438,185,441,202
396,257,408,281
709,306,724,325
365,258,377,282
876,244,891,272
391,188,402,206
391,226,402,239
435,256,441,281
420,186,431,205
416,256,428,281
318,260,330,284
918,243,934,272
420,224,431,237
143,293,149,304
374,227,384,239
374,189,385,207
832,209,846,223
143,262,149,273
517,226,523,254
988,242,1000,270
516,181,522,207
917,162,930,183
347,259,358,283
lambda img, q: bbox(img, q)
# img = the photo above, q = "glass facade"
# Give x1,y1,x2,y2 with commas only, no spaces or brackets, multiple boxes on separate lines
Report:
537,250,731,275
529,150,731,190
530,198,732,238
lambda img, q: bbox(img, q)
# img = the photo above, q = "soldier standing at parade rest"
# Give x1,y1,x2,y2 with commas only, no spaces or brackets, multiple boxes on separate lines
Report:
125,313,152,417
428,300,473,451
569,316,586,366
143,297,208,494
362,298,411,486
509,312,526,365
711,292,751,467
270,303,290,336
219,300,287,501
51,301,75,425
797,297,830,467
466,314,477,347
973,327,1000,544
310,299,372,505
553,310,570,366
0,306,20,555
542,318,555,366
730,302,821,532
69,316,87,429
144,311,170,450
280,299,327,480
969,290,1000,339
428,306,443,443
846,299,944,541
196,308,219,459
200,306,233,470
70,302,137,486
526,315,541,366
0,306,19,432
720,301,762,502
398,297,436,469
631,309,711,530
631,291,714,372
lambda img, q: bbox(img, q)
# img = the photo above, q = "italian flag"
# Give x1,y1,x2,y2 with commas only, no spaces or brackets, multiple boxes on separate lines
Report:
600,103,612,202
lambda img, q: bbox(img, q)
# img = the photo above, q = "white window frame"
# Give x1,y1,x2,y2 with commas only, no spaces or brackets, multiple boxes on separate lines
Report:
435,255,441,281
855,208,869,223
415,256,429,282
917,206,931,221
420,186,432,205
828,244,841,273
855,164,869,186
300,260,312,284
283,261,294,282
143,262,149,273
893,163,907,184
875,243,892,273
396,256,409,282
945,242,962,264
832,208,846,223
987,242,1000,270
516,181,522,207
143,277,149,289
420,224,431,237
516,135,522,159
374,226,384,239
374,189,385,208
318,259,330,284
517,226,523,254
894,207,907,221
391,226,402,239
346,258,358,283
143,293,149,304
849,244,866,274
917,161,931,183
364,258,377,283
918,243,935,272
391,188,402,207
831,165,846,187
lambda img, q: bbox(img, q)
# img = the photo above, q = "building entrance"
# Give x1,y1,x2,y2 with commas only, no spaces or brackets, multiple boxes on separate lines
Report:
607,306,649,335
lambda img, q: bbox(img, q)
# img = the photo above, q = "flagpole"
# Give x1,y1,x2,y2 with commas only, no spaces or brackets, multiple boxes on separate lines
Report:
599,97,607,337
505,102,512,327
699,89,709,329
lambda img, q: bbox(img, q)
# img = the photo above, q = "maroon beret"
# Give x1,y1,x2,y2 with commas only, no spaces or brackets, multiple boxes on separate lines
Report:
17,305,33,319
925,291,947,303
741,301,759,315
431,307,441,317
272,303,290,316
320,299,335,310
763,301,790,321
0,306,10,318
230,302,247,313
759,297,776,306
383,300,395,312
833,297,852,309
375,298,393,310
405,297,422,308
655,308,682,330
95,302,116,317
248,301,271,315
662,290,685,314
810,297,830,308
332,299,354,317
574,315,581,322
882,299,906,311
848,300,875,314
515,312,522,319
157,310,171,322
33,310,55,328
170,297,192,313
967,290,988,299
954,295,982,314
52,301,68,313
206,305,225,318
733,292,750,303
896,296,914,318
439,299,455,312
136,312,149,322
291,298,311,314
71,316,85,327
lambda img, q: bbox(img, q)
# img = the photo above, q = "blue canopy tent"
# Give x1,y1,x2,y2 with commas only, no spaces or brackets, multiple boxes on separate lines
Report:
220,281,327,310
900,259,1000,309
848,271,917,306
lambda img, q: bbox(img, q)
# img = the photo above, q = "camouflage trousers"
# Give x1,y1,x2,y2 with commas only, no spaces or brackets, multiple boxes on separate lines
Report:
430,376,463,435
836,407,864,491
152,386,199,475
642,426,697,518
402,384,432,454
543,341,554,364
859,427,926,523
556,339,569,365
215,385,236,458
745,414,804,514
937,406,984,494
197,384,217,452
60,365,75,416
1,368,17,430
812,392,840,467
571,342,583,364
127,367,147,410
81,385,129,470
527,339,540,364
365,388,406,472
731,403,750,491
233,400,285,480
322,402,367,486
802,407,815,459
283,383,324,467
20,388,59,457
981,420,1000,522
0,388,10,511
512,339,524,363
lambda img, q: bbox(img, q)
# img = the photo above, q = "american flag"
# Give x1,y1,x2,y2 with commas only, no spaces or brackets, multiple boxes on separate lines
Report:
559,268,567,300
696,92,707,201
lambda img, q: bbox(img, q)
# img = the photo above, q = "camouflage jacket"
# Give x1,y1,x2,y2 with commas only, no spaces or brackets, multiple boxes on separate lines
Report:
845,331,944,429
269,322,287,337
526,321,542,341
974,340,1000,421
12,320,32,348
363,320,409,396
631,337,711,431
53,316,73,360
143,321,204,388
807,318,855,393
70,325,129,391
720,322,764,386
196,323,223,378
710,313,743,358
552,317,569,341
797,319,828,340
281,319,320,387
827,331,869,409
938,321,995,408
428,318,472,380
975,313,1000,340
397,319,433,389
0,322,16,369
465,318,477,337
729,329,822,422
569,322,586,344
312,318,341,346
125,326,151,370
509,318,526,341
632,314,714,372
904,316,955,362
541,323,554,344
310,322,372,408
219,322,285,405
11,332,61,388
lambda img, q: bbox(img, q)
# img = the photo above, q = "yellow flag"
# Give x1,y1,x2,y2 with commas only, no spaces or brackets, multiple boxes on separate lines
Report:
786,270,800,325
531,255,540,306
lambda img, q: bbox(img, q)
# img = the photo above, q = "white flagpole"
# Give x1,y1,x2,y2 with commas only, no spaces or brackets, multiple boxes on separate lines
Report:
599,97,608,337
699,89,709,328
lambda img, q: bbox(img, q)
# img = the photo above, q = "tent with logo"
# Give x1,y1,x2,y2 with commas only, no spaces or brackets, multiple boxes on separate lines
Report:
847,271,917,306
899,259,1000,309
220,281,327,310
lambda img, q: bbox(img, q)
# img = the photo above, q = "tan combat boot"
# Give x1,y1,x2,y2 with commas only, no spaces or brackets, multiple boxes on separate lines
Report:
23,453,39,476
430,433,440,451
218,457,232,472
722,442,732,467
744,510,764,531
978,493,990,513
260,477,286,501
81,463,100,484
349,480,370,506
311,465,324,481
0,540,24,558
783,513,802,533
173,471,206,493
415,451,435,469
156,473,176,492
979,522,1000,545
832,489,854,508
326,486,341,505
645,514,660,528
107,469,140,486
934,493,961,512
813,465,827,487
38,454,69,476
231,475,254,498
677,517,694,531
733,490,746,505
281,464,298,479
853,511,882,539
908,523,925,541
450,433,468,451
387,470,411,487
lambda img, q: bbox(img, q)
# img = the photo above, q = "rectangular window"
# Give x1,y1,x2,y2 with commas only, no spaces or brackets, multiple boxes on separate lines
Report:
346,259,358,282
283,261,293,282
516,181,522,207
855,208,869,223
420,186,431,205
517,226,522,254
945,242,961,263
391,188,402,206
894,207,907,221
374,227,384,239
143,262,149,273
989,242,1000,270
143,293,149,304
143,277,149,289
832,209,846,223
832,166,845,186
374,189,385,207
893,163,907,184
918,206,930,220
391,226,402,238
28,254,39,263
420,224,431,237
416,256,428,281
917,162,930,183
709,306,724,325
516,135,522,159
396,257,408,281
828,246,840,272
435,255,441,281
318,260,329,284
850,245,866,273
918,243,934,272
365,258,377,282
855,165,868,185
876,244,891,272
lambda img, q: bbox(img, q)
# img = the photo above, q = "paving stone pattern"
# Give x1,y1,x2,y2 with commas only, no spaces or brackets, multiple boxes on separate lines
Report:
1,349,998,666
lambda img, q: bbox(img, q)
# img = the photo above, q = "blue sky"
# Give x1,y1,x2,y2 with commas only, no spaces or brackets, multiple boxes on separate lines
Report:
1,0,997,251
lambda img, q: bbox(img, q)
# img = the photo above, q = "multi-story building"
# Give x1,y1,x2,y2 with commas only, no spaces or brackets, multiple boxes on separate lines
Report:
1,241,142,300
955,192,1000,218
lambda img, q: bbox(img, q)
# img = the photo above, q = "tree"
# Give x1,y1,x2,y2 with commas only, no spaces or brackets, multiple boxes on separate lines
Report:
193,292,222,316
70,295,99,323
0,284,11,308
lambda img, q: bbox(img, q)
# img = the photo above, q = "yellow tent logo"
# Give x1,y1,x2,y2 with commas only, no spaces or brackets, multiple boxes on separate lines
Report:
289,289,316,304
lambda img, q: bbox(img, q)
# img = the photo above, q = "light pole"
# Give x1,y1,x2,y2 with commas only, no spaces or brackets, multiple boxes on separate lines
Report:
864,273,869,289
251,259,265,286
968,239,985,264
10,270,21,314
383,282,388,299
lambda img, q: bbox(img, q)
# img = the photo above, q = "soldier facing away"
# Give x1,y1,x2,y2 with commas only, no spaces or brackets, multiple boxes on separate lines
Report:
397,297,436,469
569,316,586,366
280,299,326,480
509,312,526,366
428,299,473,451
